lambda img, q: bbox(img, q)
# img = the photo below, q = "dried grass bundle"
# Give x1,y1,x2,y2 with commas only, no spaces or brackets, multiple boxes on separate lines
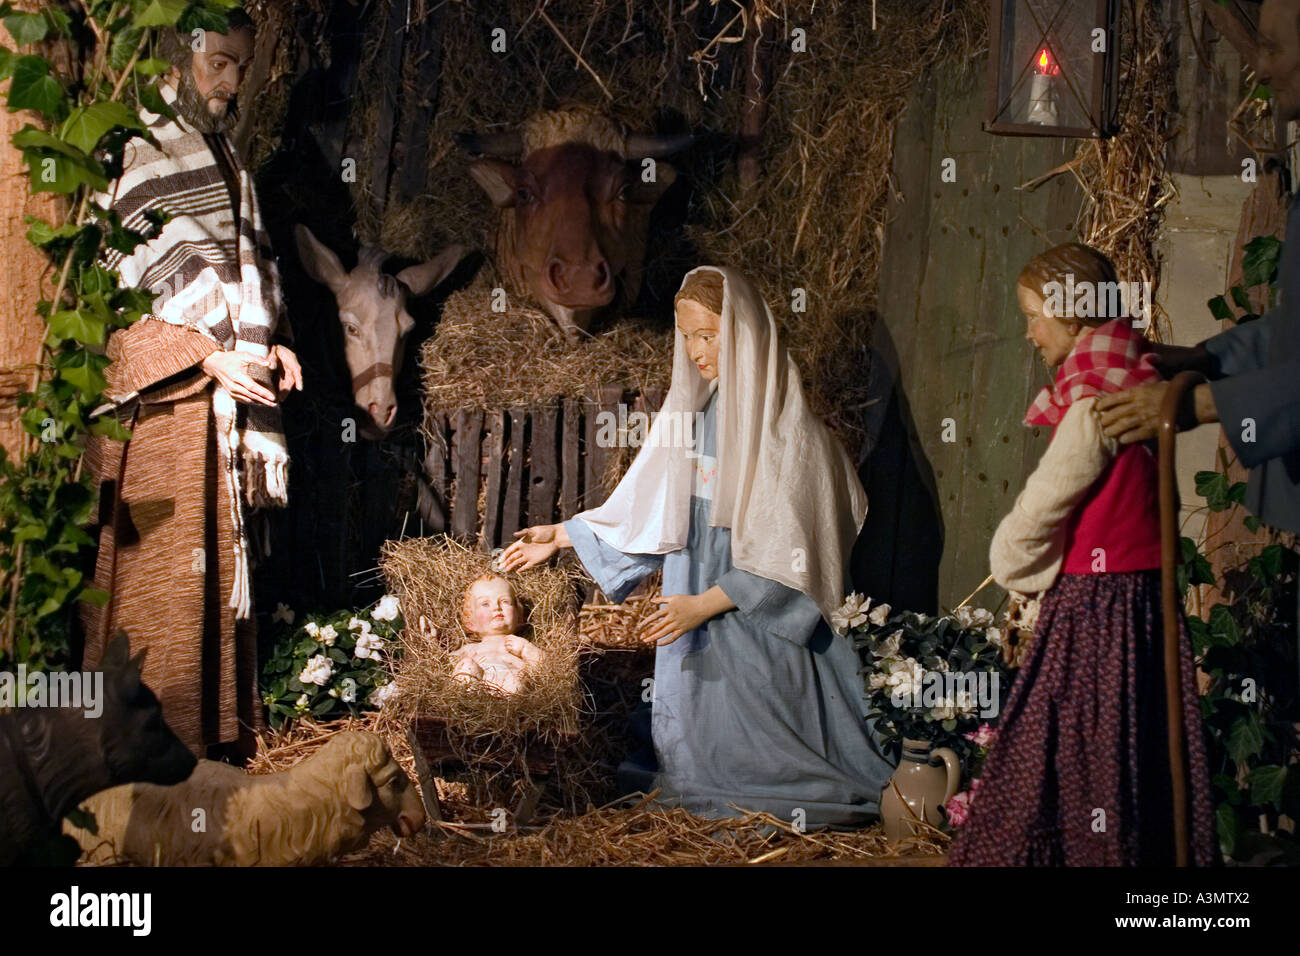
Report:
377,535,585,745
419,285,673,414
1067,0,1178,343
340,801,949,867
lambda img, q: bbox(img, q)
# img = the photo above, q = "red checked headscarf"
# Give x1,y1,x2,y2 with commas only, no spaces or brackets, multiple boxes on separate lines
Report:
1024,318,1161,427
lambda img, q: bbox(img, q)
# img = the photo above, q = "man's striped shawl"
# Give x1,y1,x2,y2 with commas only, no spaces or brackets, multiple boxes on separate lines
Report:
96,81,291,619
101,82,288,353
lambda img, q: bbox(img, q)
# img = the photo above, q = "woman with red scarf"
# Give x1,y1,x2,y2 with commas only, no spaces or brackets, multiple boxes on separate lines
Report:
948,243,1217,866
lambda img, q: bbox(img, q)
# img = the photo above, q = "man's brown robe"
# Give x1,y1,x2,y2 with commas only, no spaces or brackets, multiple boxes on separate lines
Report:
80,318,264,756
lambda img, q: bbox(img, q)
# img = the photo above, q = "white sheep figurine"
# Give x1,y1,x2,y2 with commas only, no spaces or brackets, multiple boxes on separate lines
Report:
64,731,425,866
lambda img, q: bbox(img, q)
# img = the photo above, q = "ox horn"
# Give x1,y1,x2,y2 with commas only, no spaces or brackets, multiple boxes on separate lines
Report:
454,128,524,158
624,131,695,158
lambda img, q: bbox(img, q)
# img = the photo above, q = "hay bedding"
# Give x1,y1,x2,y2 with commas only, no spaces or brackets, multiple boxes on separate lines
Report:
419,283,673,415
377,535,584,743
243,576,948,865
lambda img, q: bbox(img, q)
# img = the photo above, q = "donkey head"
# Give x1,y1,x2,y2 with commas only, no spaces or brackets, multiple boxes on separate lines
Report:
294,224,464,439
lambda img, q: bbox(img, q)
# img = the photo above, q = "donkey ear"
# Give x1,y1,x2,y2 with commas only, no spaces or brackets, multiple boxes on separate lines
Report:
294,224,348,294
397,244,465,298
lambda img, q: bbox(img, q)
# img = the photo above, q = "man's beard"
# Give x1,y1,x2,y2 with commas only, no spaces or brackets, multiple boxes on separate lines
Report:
174,67,238,135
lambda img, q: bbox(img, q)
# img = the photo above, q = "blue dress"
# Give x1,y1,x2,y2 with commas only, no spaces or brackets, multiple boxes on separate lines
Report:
566,392,894,828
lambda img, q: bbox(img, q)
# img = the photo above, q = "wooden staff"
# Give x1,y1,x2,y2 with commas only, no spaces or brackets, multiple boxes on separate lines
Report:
1159,371,1202,867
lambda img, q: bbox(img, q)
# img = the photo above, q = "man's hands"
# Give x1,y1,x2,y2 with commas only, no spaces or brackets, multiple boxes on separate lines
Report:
268,344,304,400
201,346,304,405
201,350,277,405
499,523,571,571
639,586,736,646
1096,381,1218,444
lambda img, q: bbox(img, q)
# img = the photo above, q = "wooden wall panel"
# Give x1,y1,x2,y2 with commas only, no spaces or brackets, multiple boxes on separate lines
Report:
867,59,1083,611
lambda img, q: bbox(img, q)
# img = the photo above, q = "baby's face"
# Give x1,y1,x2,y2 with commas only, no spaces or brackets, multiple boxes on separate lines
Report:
464,578,520,636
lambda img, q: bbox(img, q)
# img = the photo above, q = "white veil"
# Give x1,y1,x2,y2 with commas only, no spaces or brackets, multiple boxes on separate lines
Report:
574,265,867,625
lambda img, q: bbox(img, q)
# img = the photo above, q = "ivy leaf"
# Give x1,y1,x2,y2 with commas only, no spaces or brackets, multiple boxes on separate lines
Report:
7,55,61,116
1259,545,1285,578
1244,515,1262,532
137,81,174,119
12,123,82,157
1248,764,1288,808
1226,710,1269,766
1195,470,1229,509
1251,83,1272,101
3,10,52,46
88,415,132,441
1216,801,1240,858
0,45,13,81
1207,295,1233,321
24,216,79,248
55,350,108,397
47,309,107,346
78,587,111,607
1230,285,1252,311
108,25,144,73
1207,604,1240,647
178,2,241,35
1242,235,1282,288
133,0,189,28
134,57,171,77
61,101,144,154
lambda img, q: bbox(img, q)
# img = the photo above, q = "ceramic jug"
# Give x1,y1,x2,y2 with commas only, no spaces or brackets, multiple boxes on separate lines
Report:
880,737,962,841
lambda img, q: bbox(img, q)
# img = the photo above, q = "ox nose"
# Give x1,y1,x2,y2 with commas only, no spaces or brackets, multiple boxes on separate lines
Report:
547,257,611,298
368,401,397,428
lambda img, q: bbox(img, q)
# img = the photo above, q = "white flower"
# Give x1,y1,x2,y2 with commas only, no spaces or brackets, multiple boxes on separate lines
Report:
868,672,890,691
304,621,319,638
348,615,373,634
273,603,294,625
831,593,871,634
868,602,892,626
872,629,903,659
298,654,333,687
953,606,975,628
955,690,979,717
370,682,399,707
930,698,957,721
970,608,995,627
328,687,340,698
295,693,309,708
372,594,401,622
317,624,338,646
886,658,924,699
354,631,385,661
985,626,1007,649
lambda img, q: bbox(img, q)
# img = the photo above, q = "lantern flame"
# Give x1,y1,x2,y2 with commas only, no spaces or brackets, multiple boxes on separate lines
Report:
1034,45,1059,76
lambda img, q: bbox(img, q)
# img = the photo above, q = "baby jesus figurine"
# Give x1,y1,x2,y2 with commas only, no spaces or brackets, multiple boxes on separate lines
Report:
451,574,546,695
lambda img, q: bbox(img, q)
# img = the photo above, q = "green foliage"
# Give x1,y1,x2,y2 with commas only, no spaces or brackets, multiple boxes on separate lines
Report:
0,0,242,671
1206,235,1283,327
1186,240,1299,860
259,599,404,730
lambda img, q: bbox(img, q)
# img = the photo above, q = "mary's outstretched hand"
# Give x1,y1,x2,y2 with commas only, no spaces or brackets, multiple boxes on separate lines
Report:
499,523,570,571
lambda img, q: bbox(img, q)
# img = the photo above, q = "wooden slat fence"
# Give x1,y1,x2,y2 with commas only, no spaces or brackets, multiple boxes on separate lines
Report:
422,388,666,548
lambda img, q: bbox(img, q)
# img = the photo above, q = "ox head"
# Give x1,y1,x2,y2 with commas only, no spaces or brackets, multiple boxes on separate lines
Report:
294,225,463,439
458,109,692,338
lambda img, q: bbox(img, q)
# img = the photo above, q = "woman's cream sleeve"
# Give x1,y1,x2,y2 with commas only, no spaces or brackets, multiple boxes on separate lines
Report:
989,396,1117,593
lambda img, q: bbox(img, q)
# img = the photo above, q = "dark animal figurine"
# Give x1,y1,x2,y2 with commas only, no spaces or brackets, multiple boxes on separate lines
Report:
0,633,196,865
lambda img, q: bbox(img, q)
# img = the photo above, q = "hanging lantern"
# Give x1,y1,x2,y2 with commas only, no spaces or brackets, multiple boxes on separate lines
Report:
986,0,1119,138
